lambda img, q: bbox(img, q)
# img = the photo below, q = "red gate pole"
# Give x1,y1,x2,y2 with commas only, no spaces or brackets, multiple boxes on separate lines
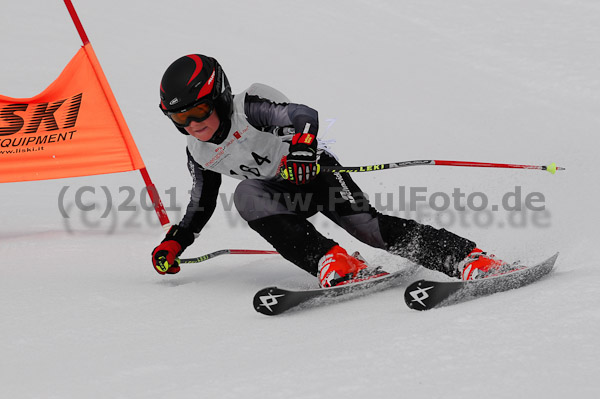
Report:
63,0,171,230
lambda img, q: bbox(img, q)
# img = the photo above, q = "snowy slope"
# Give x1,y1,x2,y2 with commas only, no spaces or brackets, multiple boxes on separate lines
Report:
1,1,599,398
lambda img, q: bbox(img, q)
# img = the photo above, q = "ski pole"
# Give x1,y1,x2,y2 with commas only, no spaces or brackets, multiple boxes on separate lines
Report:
317,160,564,174
180,249,279,264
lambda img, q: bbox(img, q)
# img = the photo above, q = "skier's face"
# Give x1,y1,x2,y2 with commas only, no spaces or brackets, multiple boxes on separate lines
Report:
184,111,221,141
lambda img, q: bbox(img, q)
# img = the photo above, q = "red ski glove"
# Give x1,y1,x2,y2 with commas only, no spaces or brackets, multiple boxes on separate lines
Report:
280,131,319,185
152,240,182,275
151,225,195,275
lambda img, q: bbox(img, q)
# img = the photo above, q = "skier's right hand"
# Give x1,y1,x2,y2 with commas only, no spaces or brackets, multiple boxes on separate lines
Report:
151,225,195,275
152,241,182,274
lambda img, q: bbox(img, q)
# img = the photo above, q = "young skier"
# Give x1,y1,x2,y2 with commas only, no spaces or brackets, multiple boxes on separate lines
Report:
152,54,511,286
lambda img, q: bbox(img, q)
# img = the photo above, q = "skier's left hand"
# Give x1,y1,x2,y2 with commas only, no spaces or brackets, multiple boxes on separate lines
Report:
280,132,319,185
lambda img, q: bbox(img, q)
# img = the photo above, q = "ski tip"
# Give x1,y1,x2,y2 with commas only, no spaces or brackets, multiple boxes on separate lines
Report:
547,252,560,264
539,252,559,264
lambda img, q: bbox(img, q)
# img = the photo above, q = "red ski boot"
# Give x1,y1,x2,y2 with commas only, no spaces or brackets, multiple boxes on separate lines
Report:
317,245,386,288
458,248,521,280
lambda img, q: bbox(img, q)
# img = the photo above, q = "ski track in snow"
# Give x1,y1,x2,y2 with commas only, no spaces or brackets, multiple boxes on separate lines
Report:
1,1,599,398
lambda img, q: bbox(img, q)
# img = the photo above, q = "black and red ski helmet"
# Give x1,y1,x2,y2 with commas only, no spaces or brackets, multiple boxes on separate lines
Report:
160,54,233,143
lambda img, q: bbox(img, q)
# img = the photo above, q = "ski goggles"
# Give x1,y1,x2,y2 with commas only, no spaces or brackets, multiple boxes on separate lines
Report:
165,101,214,127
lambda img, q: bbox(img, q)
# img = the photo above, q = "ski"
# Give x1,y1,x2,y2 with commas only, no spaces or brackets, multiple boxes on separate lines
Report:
404,252,559,311
253,266,418,316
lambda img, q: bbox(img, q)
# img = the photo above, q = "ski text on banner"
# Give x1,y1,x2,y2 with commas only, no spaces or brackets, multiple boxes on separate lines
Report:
0,43,145,183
